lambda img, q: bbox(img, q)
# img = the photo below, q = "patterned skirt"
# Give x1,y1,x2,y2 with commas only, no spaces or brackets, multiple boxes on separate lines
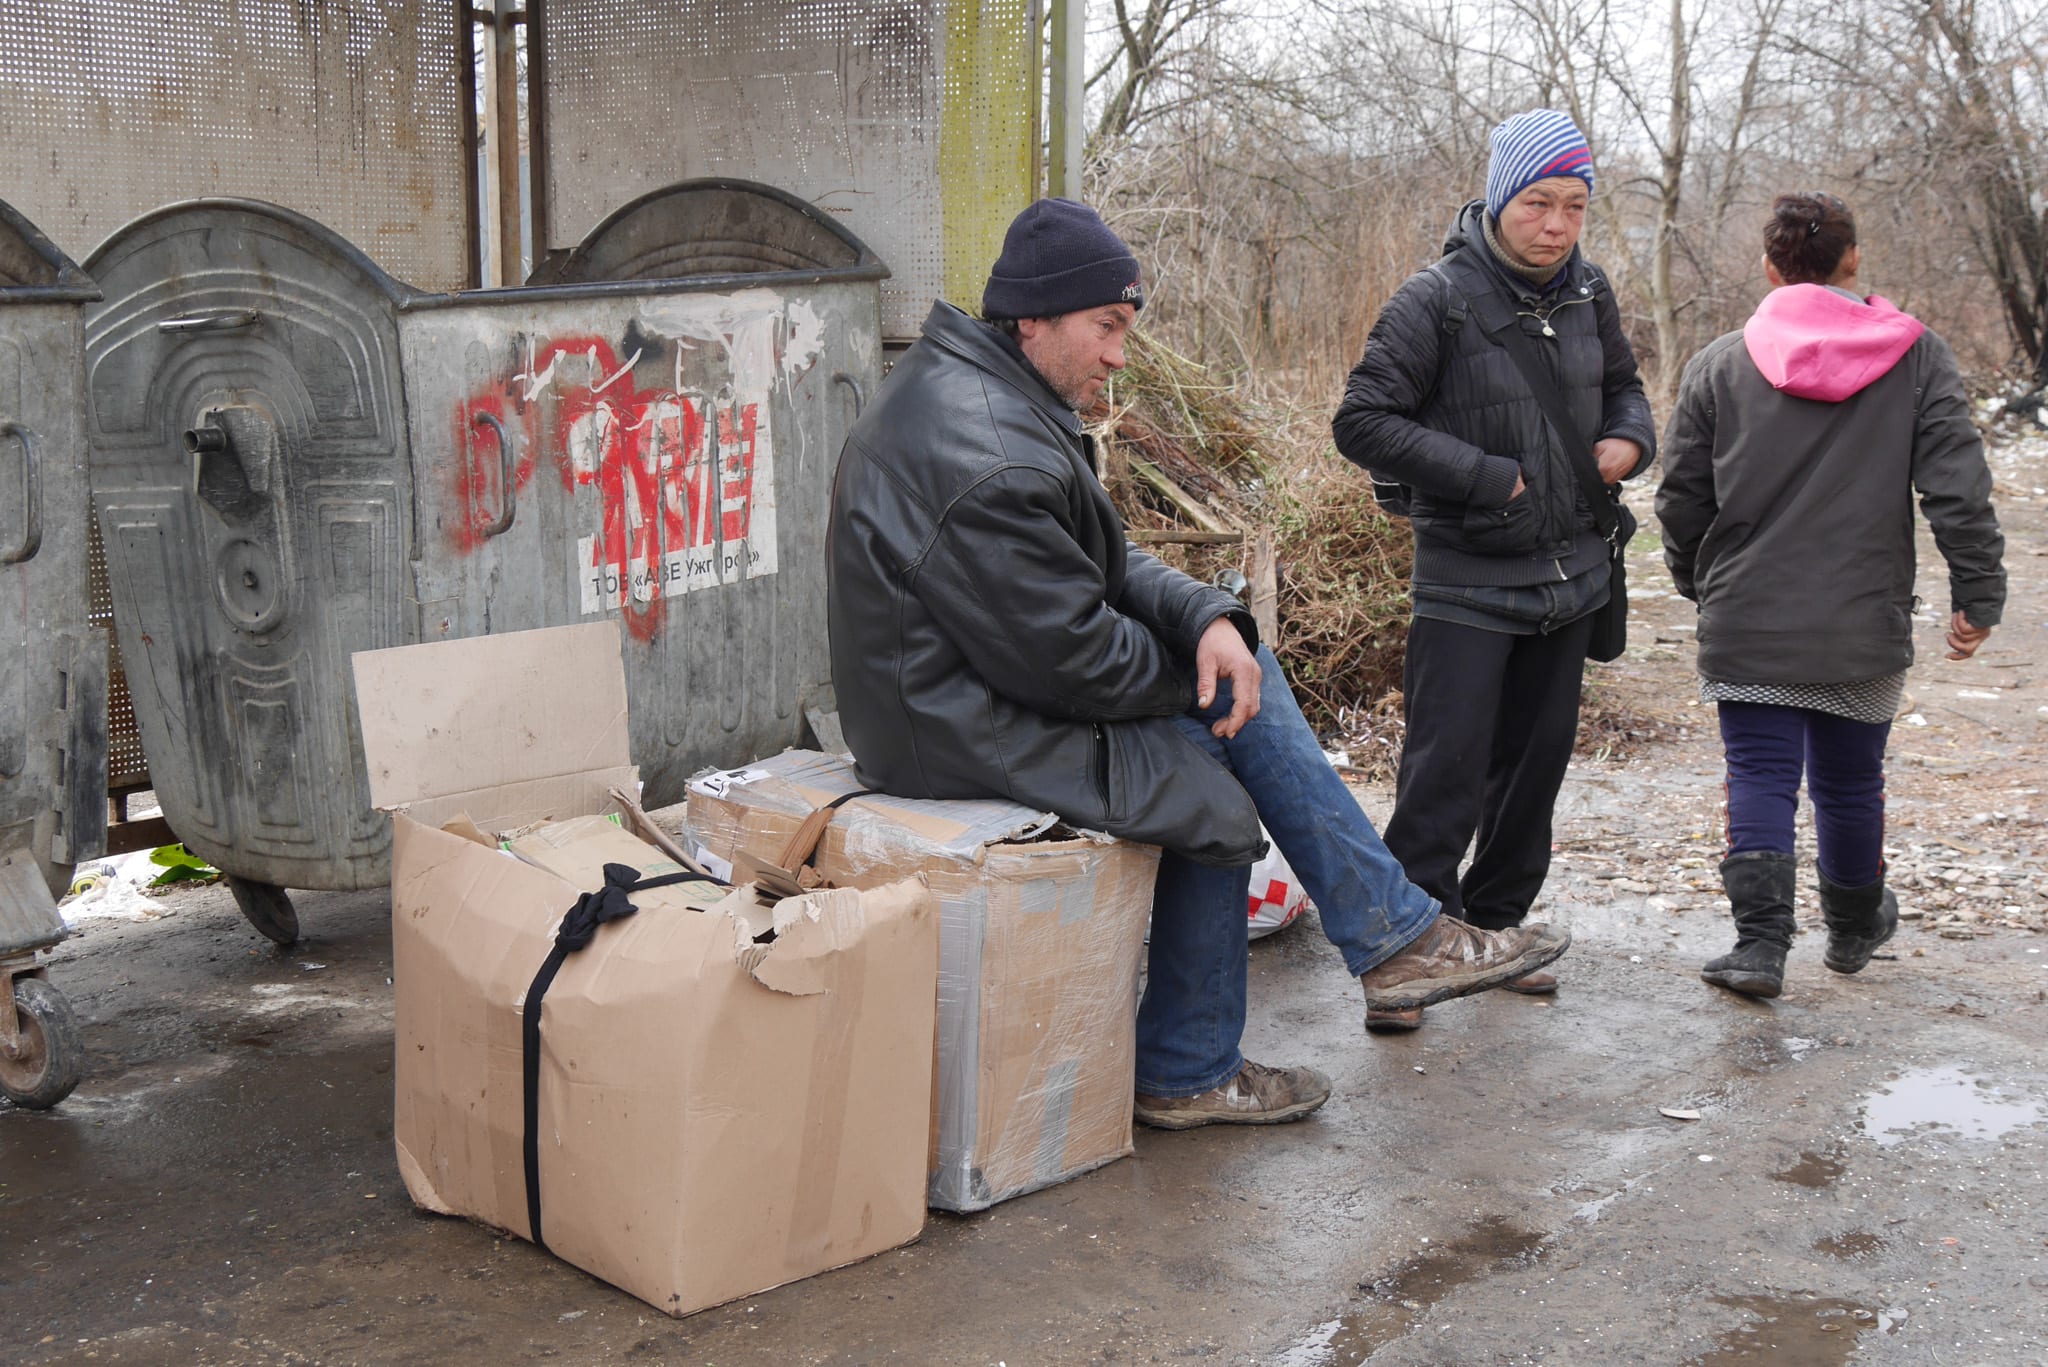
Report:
1698,672,1907,726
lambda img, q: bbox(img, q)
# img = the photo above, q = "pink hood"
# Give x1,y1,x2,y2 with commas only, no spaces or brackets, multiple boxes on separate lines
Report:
1742,284,1926,402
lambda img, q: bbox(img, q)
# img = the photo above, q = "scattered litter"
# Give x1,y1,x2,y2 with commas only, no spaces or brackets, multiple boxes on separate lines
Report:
1659,1107,1702,1121
298,962,327,973
1412,1065,1426,1075
1697,1154,1715,1163
1904,714,1928,726
1247,831,1310,940
558,1310,585,1321
1956,689,2001,700
58,851,171,924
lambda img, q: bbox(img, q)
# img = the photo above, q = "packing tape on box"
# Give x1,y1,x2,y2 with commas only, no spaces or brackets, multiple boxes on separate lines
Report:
1031,1057,1081,1185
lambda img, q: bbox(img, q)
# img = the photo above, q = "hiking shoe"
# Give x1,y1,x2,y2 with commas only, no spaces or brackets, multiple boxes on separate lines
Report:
1356,915,1571,1011
1365,1005,1424,1034
1134,1060,1333,1130
1502,970,1559,995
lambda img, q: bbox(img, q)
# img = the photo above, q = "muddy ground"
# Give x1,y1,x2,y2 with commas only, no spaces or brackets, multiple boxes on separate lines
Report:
5,430,2046,1366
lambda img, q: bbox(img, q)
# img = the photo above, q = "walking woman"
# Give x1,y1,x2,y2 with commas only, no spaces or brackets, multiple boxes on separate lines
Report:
1658,192,2006,999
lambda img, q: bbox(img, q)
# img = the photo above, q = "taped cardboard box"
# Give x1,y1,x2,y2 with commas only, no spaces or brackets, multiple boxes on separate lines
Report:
664,750,1159,1212
350,623,939,1318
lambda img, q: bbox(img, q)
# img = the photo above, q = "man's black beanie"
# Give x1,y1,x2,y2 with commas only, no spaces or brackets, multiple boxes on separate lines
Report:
981,198,1145,320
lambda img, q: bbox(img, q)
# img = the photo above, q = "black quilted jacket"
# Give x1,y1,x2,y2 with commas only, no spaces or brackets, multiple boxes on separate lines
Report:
1333,201,1657,587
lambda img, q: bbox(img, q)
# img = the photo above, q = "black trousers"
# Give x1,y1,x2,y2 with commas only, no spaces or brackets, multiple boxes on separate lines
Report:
1382,612,1594,929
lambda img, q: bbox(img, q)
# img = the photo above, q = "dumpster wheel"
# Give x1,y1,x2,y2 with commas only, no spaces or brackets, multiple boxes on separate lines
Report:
228,877,301,946
1,977,84,1110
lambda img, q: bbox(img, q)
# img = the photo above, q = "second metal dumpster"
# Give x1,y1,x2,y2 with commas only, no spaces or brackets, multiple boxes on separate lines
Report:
82,183,885,939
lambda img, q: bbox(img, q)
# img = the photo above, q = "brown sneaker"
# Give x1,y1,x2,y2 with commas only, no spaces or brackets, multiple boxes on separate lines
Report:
1501,970,1559,995
1134,1060,1333,1130
1365,1005,1424,1034
1358,915,1571,1011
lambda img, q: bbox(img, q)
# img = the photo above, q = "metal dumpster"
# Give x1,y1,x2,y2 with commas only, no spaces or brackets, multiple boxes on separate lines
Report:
0,198,104,1109
82,183,884,940
403,180,884,804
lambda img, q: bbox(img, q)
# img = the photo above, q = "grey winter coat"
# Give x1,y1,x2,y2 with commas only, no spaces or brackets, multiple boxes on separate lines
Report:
1332,202,1658,587
1657,286,2005,683
826,301,1266,866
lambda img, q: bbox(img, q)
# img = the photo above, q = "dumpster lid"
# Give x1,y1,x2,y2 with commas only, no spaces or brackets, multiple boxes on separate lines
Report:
83,197,420,306
0,198,98,303
524,178,889,291
352,622,636,825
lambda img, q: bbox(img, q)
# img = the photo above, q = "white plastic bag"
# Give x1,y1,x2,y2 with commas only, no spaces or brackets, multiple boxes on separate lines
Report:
1247,829,1310,939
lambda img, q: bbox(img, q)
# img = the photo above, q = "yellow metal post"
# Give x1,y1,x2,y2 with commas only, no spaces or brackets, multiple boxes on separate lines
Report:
940,0,1040,312
1048,0,1085,199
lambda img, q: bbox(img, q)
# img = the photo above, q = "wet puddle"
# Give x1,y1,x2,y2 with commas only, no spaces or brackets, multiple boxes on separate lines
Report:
1811,1229,1885,1259
1859,1066,2047,1147
1686,1292,1904,1364
1769,1149,1846,1189
1272,1216,1545,1364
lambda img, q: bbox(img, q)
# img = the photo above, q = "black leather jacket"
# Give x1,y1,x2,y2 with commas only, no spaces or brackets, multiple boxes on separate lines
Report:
1333,202,1657,587
827,302,1265,865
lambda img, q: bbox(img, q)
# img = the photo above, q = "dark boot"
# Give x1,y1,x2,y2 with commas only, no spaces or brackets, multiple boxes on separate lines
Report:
1818,871,1899,975
1702,852,1797,999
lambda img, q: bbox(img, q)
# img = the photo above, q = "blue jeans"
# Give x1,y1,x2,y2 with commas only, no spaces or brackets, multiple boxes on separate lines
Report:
1134,646,1440,1096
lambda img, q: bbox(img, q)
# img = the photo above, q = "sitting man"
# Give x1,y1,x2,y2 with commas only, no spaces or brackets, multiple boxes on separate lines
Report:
826,199,1569,1129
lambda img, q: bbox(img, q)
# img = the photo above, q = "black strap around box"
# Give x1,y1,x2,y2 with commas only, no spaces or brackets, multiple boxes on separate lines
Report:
520,860,719,1254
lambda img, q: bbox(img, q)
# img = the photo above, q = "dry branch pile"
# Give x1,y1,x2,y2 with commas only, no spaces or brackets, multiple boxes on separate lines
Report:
1089,331,1668,776
1091,331,1414,744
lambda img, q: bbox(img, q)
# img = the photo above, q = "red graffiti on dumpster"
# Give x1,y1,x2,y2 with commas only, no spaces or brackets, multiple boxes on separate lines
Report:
445,333,776,642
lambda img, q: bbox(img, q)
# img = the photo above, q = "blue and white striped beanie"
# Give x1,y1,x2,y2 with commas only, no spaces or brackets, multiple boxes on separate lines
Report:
1484,109,1595,219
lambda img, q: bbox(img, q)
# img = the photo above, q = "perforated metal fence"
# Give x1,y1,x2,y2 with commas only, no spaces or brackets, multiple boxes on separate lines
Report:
85,507,147,793
0,0,472,289
536,0,1038,340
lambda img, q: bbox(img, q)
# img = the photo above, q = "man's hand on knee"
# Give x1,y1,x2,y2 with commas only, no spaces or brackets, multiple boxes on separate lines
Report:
1196,618,1261,738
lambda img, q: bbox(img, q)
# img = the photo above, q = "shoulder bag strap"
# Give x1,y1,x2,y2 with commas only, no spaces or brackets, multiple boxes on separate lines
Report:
1439,263,1619,543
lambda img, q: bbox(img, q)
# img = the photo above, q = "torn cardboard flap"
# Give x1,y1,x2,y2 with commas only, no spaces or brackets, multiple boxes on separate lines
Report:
508,812,892,1001
351,621,633,818
743,884,902,997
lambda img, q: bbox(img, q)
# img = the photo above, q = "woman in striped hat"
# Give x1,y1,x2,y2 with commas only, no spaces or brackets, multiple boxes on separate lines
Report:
1333,109,1657,1031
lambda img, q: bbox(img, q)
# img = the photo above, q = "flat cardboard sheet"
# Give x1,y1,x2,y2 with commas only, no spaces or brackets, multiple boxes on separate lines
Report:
352,619,632,818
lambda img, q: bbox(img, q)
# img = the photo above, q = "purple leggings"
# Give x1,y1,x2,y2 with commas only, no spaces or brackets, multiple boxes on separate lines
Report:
1718,701,1890,887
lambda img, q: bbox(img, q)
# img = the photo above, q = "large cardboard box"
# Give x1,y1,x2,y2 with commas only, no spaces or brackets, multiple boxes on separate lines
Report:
351,623,939,1317
668,750,1159,1212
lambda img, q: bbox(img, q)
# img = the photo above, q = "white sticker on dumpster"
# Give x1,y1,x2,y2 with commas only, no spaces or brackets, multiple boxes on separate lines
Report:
575,390,779,614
